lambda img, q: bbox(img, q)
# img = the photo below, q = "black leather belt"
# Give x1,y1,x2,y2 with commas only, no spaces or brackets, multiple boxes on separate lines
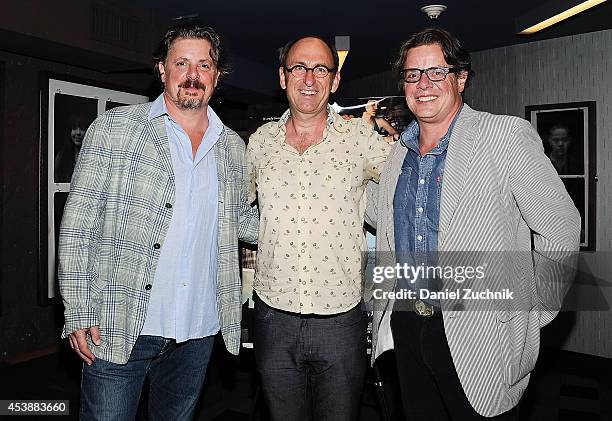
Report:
414,299,437,317
395,299,442,318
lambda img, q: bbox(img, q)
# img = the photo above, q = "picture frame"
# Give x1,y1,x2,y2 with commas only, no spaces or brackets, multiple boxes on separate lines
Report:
525,101,596,251
38,73,149,305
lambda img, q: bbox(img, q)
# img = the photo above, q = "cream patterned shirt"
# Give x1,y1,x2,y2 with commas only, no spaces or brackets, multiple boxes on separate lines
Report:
246,108,391,314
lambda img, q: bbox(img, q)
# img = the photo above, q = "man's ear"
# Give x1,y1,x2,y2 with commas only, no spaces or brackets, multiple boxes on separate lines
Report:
279,67,287,90
330,70,341,94
457,70,468,93
158,62,166,84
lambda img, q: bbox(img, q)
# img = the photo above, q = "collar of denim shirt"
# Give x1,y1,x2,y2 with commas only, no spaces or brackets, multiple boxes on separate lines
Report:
400,103,464,156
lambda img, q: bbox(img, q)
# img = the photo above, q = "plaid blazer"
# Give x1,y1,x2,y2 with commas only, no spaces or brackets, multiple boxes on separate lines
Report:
58,102,259,364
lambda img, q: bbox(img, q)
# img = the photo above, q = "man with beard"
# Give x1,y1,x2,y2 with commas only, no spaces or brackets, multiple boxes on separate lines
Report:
58,22,258,420
246,36,390,420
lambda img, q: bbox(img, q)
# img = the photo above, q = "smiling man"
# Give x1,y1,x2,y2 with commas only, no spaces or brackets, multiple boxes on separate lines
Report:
367,28,580,420
58,22,258,420
246,36,390,420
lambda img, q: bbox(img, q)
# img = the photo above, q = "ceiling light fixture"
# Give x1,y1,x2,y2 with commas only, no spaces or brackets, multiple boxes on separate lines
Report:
518,0,607,35
335,36,350,71
421,4,447,19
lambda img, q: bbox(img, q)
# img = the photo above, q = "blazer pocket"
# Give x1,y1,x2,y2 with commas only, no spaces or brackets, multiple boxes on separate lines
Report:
495,309,519,323
495,311,539,387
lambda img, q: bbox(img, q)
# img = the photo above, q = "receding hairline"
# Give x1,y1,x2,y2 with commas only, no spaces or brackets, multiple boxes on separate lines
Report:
284,37,336,66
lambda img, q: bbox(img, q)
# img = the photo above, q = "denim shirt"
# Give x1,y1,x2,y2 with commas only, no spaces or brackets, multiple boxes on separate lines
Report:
393,108,461,306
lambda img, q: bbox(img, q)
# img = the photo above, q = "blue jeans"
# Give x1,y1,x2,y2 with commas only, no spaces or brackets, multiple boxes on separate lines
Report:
253,295,367,421
80,335,214,421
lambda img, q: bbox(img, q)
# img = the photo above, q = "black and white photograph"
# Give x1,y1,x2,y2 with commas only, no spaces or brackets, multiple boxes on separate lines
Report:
536,108,584,175
53,94,97,183
40,76,148,305
526,101,596,250
105,100,128,111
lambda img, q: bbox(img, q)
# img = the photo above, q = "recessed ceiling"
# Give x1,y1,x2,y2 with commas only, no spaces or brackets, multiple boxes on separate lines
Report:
123,0,612,83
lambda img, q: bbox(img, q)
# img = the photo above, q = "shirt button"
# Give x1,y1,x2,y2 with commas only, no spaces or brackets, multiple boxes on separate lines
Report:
165,203,173,209
417,235,423,241
144,284,152,290
417,207,424,213
153,243,161,249
419,178,425,185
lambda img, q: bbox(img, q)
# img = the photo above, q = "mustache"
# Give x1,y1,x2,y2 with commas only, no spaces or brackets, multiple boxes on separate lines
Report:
179,79,205,90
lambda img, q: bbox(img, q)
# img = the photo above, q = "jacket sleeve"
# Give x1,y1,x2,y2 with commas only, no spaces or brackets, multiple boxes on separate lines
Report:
363,126,392,183
507,119,581,326
58,115,112,336
365,181,379,229
236,135,259,244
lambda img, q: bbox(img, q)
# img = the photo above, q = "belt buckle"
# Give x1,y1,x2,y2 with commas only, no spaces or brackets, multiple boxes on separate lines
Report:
415,299,434,317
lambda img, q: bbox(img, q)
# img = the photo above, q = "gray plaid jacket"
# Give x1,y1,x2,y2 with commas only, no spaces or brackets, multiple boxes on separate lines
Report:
58,102,259,364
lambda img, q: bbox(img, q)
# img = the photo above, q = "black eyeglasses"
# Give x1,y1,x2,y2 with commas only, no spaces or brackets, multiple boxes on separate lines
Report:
400,66,463,83
284,64,336,79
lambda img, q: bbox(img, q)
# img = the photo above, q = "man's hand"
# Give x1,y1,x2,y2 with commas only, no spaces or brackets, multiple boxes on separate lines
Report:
68,326,101,365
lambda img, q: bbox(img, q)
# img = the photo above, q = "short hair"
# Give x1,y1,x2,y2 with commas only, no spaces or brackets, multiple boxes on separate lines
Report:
547,124,572,142
278,35,339,70
549,123,570,134
152,22,230,82
392,27,474,90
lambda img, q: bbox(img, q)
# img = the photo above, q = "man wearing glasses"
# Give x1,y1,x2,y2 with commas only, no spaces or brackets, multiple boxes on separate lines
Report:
246,36,390,420
367,28,580,420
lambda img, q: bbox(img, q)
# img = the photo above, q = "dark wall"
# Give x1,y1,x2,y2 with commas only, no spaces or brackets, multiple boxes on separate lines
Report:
0,49,154,363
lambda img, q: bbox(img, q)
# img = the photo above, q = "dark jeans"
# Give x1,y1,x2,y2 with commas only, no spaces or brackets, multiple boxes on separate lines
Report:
391,311,518,421
253,295,367,421
80,335,214,421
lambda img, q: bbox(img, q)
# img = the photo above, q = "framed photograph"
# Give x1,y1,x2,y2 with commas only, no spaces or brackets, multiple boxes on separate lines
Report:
525,101,596,250
39,74,149,304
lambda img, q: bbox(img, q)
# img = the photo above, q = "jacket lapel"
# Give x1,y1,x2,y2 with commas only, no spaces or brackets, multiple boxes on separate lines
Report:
384,144,408,250
439,104,479,248
147,115,175,184
214,127,228,205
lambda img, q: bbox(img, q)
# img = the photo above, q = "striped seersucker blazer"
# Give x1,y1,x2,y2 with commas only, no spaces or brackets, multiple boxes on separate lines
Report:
367,104,580,417
58,102,259,364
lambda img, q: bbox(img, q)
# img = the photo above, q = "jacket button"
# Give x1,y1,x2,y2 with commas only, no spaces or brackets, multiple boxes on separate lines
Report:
165,203,172,209
153,243,161,249
145,284,152,291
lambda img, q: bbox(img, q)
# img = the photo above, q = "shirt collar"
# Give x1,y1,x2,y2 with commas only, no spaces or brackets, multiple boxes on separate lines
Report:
401,103,464,155
266,105,351,140
147,93,224,137
148,94,166,120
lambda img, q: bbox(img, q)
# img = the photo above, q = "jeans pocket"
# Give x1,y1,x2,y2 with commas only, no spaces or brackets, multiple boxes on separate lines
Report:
254,297,275,322
333,304,365,326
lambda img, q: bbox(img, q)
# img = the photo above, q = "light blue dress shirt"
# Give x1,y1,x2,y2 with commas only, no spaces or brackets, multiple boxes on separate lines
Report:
141,94,221,341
